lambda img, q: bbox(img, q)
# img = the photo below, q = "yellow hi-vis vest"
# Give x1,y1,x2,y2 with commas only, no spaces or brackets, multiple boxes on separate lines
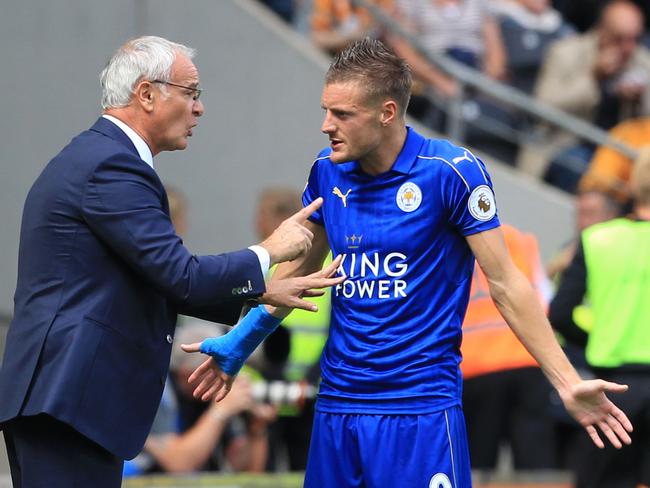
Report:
582,218,650,368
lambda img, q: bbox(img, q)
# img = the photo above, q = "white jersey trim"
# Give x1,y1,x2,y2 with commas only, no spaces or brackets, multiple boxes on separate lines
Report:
418,155,470,192
461,146,488,184
444,409,458,488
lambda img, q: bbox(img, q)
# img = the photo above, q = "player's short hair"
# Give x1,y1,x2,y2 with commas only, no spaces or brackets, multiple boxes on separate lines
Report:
100,35,195,110
325,37,412,117
631,146,650,206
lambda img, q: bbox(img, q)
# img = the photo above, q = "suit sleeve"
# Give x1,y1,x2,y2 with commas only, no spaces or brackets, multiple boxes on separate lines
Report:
81,153,265,310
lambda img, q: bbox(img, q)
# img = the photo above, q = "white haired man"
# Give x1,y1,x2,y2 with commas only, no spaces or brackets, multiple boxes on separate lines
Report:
0,35,341,488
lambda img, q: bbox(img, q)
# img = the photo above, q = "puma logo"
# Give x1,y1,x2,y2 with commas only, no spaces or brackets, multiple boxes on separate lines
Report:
333,187,352,207
452,151,472,165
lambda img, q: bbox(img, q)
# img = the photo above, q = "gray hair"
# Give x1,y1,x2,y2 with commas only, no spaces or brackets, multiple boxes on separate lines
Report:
100,35,196,110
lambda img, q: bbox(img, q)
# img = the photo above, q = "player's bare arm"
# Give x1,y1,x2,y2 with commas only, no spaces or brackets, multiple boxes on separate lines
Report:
466,226,633,449
264,221,333,319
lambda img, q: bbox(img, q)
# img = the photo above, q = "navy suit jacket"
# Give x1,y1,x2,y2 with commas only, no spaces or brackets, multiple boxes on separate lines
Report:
0,117,265,459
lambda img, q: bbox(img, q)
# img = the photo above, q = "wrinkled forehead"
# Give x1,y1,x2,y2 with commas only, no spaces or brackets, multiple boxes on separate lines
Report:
171,52,200,83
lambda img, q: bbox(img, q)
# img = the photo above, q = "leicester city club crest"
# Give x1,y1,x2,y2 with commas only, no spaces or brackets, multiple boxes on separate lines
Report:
396,181,422,213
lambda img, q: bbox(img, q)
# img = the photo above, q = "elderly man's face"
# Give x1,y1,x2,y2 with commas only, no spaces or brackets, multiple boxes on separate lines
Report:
150,53,204,153
600,3,644,64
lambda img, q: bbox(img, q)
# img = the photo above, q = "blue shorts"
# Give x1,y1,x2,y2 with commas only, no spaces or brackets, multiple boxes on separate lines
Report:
304,406,471,488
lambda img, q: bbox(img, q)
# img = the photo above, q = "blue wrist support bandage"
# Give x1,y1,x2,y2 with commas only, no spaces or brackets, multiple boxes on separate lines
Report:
200,306,282,376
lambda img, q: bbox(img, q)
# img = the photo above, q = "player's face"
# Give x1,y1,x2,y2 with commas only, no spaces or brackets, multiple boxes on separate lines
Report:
320,81,384,164
150,54,204,154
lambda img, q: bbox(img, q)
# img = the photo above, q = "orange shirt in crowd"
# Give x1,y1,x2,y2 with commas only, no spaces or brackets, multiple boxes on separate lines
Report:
461,224,552,379
311,0,392,34
581,117,650,200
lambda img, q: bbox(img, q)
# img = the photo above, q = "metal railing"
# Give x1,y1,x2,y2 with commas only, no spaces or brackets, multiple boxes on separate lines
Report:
352,0,638,162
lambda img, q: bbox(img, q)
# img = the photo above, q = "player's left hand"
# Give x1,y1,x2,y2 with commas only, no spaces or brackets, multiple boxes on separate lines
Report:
560,379,633,449
180,349,235,402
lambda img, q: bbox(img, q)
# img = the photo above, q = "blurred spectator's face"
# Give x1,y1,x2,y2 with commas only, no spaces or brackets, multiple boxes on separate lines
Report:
255,197,285,240
518,0,549,15
599,3,644,64
577,191,620,230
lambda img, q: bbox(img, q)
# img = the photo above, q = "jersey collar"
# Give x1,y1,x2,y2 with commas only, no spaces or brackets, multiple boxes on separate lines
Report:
390,127,425,175
345,126,425,175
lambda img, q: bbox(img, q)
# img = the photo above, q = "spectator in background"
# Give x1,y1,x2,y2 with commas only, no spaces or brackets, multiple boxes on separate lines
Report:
166,185,189,238
581,116,650,200
521,0,650,186
389,0,515,163
462,224,558,472
310,0,392,55
391,0,506,99
546,181,625,282
553,0,650,34
494,0,574,95
254,187,331,471
125,323,275,475
548,147,650,487
257,0,295,23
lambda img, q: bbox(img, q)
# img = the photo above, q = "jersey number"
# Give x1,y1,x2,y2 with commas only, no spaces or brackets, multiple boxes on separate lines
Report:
429,473,452,488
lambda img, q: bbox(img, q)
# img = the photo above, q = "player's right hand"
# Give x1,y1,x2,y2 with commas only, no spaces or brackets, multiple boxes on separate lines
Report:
259,198,323,265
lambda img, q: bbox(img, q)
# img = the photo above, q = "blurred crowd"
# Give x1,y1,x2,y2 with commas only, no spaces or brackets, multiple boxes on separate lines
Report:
259,0,650,209
121,1,650,482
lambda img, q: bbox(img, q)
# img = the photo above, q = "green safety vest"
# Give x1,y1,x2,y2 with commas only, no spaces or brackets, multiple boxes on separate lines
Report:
269,258,332,416
582,218,650,368
269,257,332,383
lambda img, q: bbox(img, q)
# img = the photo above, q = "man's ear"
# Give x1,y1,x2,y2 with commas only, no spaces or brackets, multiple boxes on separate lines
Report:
134,80,155,113
380,99,398,126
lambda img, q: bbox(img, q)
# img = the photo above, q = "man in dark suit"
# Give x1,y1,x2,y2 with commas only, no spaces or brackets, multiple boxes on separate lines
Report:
0,35,340,488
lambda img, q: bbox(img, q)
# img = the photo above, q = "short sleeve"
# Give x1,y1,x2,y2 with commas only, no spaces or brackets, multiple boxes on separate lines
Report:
440,148,500,236
302,157,325,226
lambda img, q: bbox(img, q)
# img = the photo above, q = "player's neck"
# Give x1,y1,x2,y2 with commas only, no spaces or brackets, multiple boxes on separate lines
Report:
358,125,408,176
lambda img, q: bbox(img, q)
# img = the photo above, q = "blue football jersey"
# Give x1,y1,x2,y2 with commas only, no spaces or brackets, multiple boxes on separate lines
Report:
303,127,501,414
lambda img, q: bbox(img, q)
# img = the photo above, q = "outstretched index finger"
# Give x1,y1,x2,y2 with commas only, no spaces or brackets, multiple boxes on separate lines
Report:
290,197,323,222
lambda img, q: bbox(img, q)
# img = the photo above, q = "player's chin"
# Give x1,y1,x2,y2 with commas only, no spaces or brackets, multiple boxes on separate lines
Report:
329,150,349,164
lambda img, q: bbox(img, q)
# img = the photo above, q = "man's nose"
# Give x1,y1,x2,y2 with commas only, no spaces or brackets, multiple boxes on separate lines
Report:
193,99,204,117
321,113,334,133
